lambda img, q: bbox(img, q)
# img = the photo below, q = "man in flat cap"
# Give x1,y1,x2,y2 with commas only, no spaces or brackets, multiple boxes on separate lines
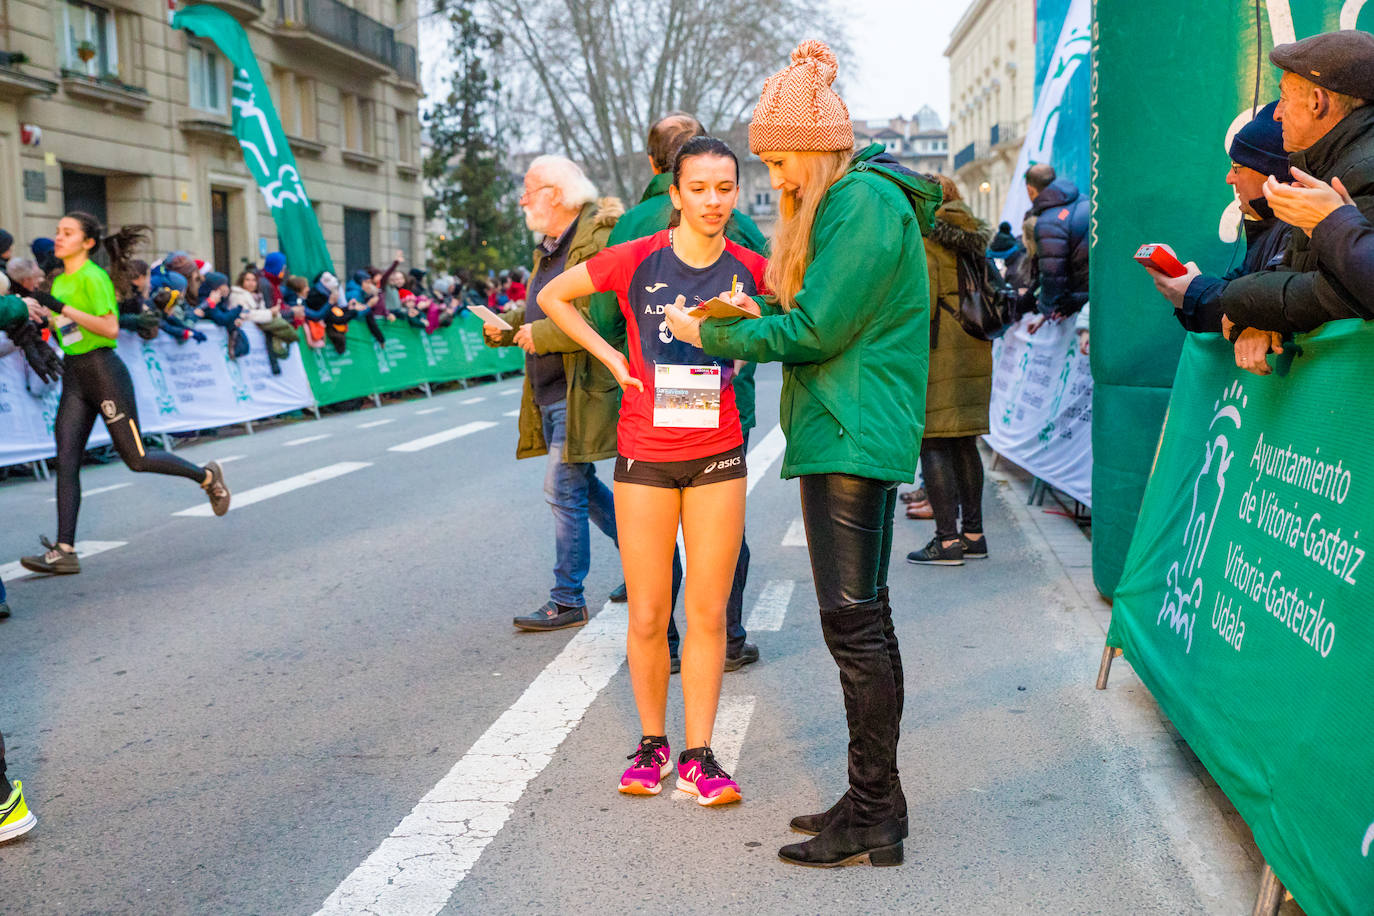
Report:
1156,30,1374,340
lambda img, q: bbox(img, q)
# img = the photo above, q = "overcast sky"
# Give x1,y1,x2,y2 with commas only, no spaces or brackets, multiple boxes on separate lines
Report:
843,1,967,126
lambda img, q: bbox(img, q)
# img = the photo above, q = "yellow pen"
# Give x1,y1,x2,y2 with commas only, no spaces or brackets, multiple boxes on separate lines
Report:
730,274,739,298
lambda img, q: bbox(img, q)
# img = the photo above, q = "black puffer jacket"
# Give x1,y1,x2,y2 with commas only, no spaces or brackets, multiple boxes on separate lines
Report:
1030,178,1090,317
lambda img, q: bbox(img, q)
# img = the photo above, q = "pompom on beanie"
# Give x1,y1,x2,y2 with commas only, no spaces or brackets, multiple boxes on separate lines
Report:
749,40,854,154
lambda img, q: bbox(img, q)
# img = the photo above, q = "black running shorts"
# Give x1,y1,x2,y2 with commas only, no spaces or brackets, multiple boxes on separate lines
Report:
614,445,748,489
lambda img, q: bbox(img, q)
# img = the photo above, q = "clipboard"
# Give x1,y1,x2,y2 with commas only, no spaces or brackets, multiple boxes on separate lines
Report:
468,303,513,330
689,297,758,320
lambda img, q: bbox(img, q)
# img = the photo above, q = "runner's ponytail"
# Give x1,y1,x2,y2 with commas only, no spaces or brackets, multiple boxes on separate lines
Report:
65,211,150,298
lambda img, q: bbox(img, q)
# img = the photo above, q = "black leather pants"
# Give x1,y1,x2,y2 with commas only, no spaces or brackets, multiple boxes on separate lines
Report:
800,473,902,825
920,435,985,541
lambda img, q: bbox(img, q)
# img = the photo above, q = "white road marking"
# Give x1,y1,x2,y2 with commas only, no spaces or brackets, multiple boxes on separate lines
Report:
215,455,247,464
782,517,807,547
672,695,756,800
388,421,498,453
415,407,443,415
459,396,485,405
502,409,520,418
47,482,131,502
0,540,128,581
315,602,628,916
358,418,394,429
498,388,520,396
746,424,786,495
173,462,371,517
744,580,794,632
285,434,331,447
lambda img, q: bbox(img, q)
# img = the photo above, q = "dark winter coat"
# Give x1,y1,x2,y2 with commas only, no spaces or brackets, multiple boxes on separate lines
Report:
1176,213,1292,333
1309,204,1374,316
1030,178,1090,318
924,201,993,439
1216,105,1374,333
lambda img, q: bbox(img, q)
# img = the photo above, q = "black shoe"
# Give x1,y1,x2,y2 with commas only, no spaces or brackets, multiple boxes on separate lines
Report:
779,813,904,868
0,602,9,619
608,582,628,603
202,461,231,516
790,789,909,838
724,642,759,672
19,537,80,575
669,653,680,675
906,537,964,566
961,532,988,559
514,601,588,632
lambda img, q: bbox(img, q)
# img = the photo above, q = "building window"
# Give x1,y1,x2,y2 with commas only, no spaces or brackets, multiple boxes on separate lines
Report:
61,1,117,78
395,213,414,261
273,67,317,140
342,92,375,154
395,110,414,164
188,41,226,113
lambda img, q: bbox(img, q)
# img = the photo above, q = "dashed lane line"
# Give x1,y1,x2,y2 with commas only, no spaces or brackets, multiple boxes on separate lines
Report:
387,421,498,453
502,409,520,417
214,455,247,464
671,695,757,799
285,434,331,447
458,396,485,405
745,424,786,495
357,419,395,429
314,602,628,916
744,579,794,632
782,517,807,547
415,407,444,416
46,482,131,503
498,388,520,396
172,462,372,517
0,540,128,581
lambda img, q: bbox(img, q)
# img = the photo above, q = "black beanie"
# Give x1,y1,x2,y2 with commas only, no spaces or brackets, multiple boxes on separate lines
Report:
0,229,12,256
1229,101,1288,178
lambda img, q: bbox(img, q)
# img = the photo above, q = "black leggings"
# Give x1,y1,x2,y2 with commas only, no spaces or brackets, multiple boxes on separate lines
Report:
799,474,898,610
55,348,205,544
919,435,984,541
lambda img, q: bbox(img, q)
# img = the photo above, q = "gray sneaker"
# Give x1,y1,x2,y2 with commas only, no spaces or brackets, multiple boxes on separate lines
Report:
20,537,80,575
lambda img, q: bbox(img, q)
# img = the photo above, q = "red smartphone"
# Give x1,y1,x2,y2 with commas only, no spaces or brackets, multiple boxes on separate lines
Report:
1134,243,1187,278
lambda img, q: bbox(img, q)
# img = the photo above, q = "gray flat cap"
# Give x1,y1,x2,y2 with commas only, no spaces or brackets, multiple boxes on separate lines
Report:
1270,29,1374,100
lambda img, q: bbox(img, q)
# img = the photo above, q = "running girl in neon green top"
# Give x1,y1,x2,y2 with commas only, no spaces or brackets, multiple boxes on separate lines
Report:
18,212,233,577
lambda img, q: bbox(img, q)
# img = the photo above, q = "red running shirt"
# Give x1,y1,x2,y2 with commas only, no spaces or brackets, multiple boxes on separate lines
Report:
585,230,767,462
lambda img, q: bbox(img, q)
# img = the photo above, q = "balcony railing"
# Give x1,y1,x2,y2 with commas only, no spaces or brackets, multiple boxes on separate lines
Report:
990,122,1017,147
953,141,978,171
281,0,394,64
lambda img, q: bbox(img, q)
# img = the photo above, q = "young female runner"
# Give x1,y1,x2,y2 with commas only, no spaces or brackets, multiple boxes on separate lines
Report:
534,137,766,805
19,213,231,576
667,42,937,865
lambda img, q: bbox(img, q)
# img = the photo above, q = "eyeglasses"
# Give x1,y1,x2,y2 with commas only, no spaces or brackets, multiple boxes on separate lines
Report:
520,184,557,199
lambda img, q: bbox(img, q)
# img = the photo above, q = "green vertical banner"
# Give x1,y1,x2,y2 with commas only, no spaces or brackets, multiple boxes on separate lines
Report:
1107,323,1374,915
1088,1,1365,594
172,5,335,279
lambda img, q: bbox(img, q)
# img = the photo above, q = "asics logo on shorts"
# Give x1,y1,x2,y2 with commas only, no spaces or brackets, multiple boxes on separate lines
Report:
704,455,741,474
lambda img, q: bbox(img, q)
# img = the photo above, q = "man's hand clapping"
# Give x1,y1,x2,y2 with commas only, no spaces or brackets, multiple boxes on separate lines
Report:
1263,167,1355,235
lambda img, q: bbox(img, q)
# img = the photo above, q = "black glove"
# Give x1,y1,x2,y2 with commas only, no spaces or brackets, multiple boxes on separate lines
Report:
6,318,64,383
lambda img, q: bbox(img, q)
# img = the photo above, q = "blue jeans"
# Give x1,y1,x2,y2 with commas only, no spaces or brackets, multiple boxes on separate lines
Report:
542,401,617,608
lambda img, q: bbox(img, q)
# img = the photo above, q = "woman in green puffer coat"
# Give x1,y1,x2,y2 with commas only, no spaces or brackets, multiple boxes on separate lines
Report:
906,177,993,568
666,40,939,870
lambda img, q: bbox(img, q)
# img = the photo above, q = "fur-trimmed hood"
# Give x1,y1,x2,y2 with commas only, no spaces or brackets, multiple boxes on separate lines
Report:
930,200,991,255
589,196,625,229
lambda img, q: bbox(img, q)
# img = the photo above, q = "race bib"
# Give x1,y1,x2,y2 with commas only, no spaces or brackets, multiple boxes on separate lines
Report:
653,363,721,429
55,317,82,346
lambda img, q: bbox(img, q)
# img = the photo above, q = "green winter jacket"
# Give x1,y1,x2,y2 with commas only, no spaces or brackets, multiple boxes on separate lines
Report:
0,294,26,328
698,144,938,481
588,171,769,431
487,197,624,463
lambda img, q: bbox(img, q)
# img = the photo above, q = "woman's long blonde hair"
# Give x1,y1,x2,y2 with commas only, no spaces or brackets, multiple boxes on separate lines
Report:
764,149,853,310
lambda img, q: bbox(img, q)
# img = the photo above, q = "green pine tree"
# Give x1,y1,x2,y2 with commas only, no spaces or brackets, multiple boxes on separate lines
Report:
423,1,526,274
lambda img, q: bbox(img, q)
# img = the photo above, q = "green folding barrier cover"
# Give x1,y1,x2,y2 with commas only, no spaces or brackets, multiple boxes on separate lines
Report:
299,313,524,407
1108,321,1374,915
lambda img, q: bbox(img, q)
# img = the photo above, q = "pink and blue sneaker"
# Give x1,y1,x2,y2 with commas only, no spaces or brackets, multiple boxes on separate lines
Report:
676,747,742,807
619,736,672,795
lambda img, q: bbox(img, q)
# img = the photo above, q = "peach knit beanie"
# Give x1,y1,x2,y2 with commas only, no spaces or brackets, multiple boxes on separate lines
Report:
749,40,854,154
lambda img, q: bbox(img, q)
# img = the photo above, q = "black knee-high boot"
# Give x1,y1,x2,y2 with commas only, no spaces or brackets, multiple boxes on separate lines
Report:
780,599,902,867
790,586,907,839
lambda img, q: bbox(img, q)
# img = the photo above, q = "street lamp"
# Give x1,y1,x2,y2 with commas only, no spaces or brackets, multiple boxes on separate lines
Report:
979,181,991,193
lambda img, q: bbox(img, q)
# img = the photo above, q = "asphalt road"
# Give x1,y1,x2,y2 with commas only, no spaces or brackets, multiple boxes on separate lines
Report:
0,365,1256,914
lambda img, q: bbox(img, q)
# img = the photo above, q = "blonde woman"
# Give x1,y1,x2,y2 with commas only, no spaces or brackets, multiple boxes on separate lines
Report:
667,40,938,866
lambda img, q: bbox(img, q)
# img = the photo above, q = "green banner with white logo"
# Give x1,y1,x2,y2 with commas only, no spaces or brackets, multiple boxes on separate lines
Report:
172,5,334,279
299,313,525,407
1107,321,1374,914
